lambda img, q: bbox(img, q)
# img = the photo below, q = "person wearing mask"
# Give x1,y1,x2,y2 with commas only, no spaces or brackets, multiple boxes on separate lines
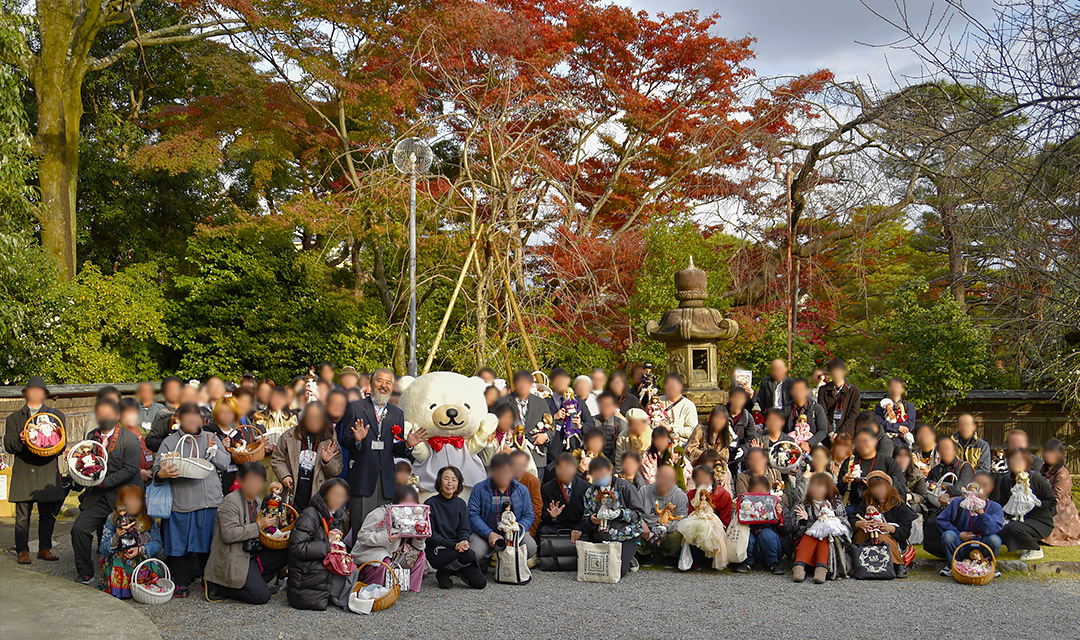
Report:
874,378,916,448
118,398,154,484
1040,439,1080,546
757,358,792,412
539,453,590,536
271,401,343,512
614,408,650,470
97,485,163,598
951,413,992,473
685,405,732,466
784,377,829,451
726,386,759,475
606,370,643,417
4,376,66,565
593,391,625,461
510,449,543,539
353,485,427,593
817,358,861,437
71,397,144,584
205,463,287,604
134,381,165,432
837,427,906,515
936,471,1004,576
658,373,698,442
850,470,917,578
287,478,352,610
638,464,690,567
571,457,645,576
425,466,487,589
153,402,232,596
992,448,1057,560
467,453,537,562
340,368,424,539
496,370,551,477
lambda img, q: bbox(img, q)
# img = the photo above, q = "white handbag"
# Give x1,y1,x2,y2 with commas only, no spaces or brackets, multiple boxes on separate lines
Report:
575,540,622,584
726,522,751,563
495,537,532,585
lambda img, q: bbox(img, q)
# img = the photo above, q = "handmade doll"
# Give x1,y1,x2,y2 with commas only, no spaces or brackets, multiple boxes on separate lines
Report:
498,503,519,545
770,480,786,499
323,527,355,577
637,364,657,406
115,505,140,557
959,482,987,513
955,548,993,577
991,449,1008,474
510,424,529,450
791,413,813,447
26,414,63,449
652,501,683,541
304,366,319,403
677,489,728,570
594,488,622,532
1003,471,1041,522
805,501,850,539
860,505,887,542
262,485,288,533
647,396,670,430
559,389,583,451
74,443,106,481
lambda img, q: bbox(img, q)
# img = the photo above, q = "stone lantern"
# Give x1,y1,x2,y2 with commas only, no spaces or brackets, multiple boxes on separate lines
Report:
645,257,739,413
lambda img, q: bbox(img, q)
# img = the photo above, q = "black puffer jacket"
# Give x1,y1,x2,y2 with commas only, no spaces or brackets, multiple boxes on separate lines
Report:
287,492,346,610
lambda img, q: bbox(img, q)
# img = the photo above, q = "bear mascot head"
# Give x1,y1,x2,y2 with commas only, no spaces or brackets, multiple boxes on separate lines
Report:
399,372,497,494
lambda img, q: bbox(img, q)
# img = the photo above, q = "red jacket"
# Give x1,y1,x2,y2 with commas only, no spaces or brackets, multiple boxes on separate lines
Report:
687,486,732,527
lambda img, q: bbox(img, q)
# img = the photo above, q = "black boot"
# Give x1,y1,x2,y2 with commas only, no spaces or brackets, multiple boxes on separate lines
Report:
894,563,908,578
436,570,453,589
459,564,488,589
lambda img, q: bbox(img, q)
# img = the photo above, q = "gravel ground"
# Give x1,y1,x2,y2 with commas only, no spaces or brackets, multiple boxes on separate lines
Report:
5,520,1080,640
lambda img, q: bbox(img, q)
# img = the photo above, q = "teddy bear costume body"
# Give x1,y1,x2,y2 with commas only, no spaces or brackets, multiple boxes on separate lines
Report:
399,372,498,496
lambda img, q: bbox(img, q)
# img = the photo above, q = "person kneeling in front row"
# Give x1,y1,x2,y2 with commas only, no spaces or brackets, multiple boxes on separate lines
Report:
571,457,646,576
467,453,537,563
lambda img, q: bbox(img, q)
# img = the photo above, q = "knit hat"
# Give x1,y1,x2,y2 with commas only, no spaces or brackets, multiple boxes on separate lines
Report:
625,408,648,422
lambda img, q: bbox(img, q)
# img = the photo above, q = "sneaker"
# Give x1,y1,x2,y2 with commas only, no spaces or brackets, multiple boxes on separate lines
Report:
940,565,952,577
1019,549,1044,561
76,575,94,585
894,564,908,579
637,554,654,567
769,563,784,575
629,558,640,573
994,571,1002,578
732,562,751,574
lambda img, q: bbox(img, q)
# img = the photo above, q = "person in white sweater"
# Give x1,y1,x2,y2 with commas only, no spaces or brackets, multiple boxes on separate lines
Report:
659,373,698,443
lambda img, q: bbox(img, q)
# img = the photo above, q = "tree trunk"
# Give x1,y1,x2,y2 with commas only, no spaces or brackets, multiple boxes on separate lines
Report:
940,203,966,309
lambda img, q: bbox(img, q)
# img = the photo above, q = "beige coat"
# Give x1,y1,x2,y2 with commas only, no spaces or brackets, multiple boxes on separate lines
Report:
269,427,343,493
684,425,731,467
205,490,261,589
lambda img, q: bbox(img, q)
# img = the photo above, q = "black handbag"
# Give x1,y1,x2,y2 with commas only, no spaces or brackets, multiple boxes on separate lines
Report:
849,541,896,580
538,536,577,572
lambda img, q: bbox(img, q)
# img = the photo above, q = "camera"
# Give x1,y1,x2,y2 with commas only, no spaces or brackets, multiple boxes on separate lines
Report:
242,538,263,554
492,537,507,552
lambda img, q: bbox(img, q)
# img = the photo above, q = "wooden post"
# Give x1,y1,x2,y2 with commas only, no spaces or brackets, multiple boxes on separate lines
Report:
502,262,538,372
422,227,486,375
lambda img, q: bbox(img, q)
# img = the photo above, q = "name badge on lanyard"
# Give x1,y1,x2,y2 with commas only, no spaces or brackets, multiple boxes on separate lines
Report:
298,448,317,472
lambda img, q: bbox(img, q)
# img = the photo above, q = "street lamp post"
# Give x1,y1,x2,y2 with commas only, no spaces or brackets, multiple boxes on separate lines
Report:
393,138,433,377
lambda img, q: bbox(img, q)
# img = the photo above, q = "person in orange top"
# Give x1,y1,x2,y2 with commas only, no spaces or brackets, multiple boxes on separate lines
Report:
511,449,543,539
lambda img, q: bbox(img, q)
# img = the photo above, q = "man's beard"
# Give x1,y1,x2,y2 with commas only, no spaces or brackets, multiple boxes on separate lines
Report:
371,389,391,405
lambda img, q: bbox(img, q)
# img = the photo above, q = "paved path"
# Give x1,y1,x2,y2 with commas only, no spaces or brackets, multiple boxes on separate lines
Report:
4,518,1080,640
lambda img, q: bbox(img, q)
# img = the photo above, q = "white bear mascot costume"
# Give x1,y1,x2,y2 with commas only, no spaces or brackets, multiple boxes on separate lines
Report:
399,372,498,495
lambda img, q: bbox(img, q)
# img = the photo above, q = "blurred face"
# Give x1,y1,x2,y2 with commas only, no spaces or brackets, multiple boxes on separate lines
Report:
239,471,266,499
829,365,846,384
302,406,325,434
887,379,904,399
609,375,627,396
894,450,911,472
137,383,154,405
747,451,767,474
485,387,499,408
95,404,119,430
790,381,809,405
122,492,144,516
179,385,199,405
120,408,139,428
479,370,495,384
256,382,272,404
319,365,335,382
915,427,936,450
728,391,746,413
832,440,852,461
621,457,639,477
325,484,348,511
162,380,181,405
765,413,785,434
692,469,712,491
179,412,202,433
235,394,253,418
339,373,358,390
206,377,225,401
957,414,976,438
326,394,346,421
439,470,460,497
1043,448,1063,466
653,433,670,453
810,447,829,471
590,466,612,486
550,374,570,394
573,378,591,399
628,418,647,435
807,478,828,502
938,438,957,463
497,410,513,432
597,396,616,419
371,371,394,404
655,465,677,493
513,376,532,398
511,454,529,480
769,359,788,381
855,432,877,457
555,459,577,484
396,467,411,486
868,478,890,502
269,391,289,411
975,474,994,497
1006,431,1029,450
584,435,603,454
1007,451,1029,474
663,376,683,399
591,370,607,393
216,405,237,427
490,464,513,489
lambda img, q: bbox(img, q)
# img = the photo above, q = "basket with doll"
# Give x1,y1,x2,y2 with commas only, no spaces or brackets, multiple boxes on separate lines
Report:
387,503,432,539
159,433,215,480
927,471,957,503
228,426,265,464
66,440,108,486
531,371,553,399
735,493,782,526
131,557,175,605
951,539,996,586
22,412,66,457
351,560,400,612
769,440,803,474
259,494,299,550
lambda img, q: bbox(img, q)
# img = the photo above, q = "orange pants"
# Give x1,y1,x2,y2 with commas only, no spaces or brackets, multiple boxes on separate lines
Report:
794,535,830,567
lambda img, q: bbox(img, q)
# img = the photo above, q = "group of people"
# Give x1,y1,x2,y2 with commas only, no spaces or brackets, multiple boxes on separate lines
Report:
3,356,1078,610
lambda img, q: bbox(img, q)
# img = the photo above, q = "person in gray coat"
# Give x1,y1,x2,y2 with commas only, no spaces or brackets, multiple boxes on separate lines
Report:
205,463,287,604
3,376,66,565
153,402,231,596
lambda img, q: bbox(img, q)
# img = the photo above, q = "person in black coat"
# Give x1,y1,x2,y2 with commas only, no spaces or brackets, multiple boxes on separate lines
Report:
992,448,1057,559
921,437,976,558
817,358,861,437
424,466,486,589
3,377,66,565
287,479,350,610
546,368,595,465
756,359,792,412
837,428,906,516
855,410,894,458
71,397,145,582
726,387,759,475
850,470,917,578
339,368,422,540
539,453,590,536
784,377,828,450
606,370,643,417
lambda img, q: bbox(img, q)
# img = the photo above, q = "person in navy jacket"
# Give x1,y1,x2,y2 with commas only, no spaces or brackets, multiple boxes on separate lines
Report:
936,471,1004,575
340,368,426,539
874,377,917,448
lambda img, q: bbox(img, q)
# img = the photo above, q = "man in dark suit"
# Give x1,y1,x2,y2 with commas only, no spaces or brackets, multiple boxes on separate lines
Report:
757,358,792,412
340,368,425,539
3,376,66,565
497,370,553,480
817,358,862,438
71,397,144,583
538,453,590,536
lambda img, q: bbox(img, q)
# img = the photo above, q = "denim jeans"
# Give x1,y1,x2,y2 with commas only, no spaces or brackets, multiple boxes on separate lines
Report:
941,529,1002,566
747,528,782,566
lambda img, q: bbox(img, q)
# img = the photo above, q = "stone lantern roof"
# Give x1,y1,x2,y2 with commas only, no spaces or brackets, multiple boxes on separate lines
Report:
646,257,738,343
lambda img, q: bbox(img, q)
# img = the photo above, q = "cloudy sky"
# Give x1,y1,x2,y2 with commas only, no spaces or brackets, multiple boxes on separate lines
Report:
626,0,995,87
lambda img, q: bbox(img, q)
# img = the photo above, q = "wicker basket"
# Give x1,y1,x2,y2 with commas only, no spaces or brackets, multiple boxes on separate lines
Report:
164,433,215,480
132,557,175,604
353,560,401,611
23,412,66,457
66,440,108,487
259,502,299,550
951,539,996,586
262,428,288,447
229,427,266,464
